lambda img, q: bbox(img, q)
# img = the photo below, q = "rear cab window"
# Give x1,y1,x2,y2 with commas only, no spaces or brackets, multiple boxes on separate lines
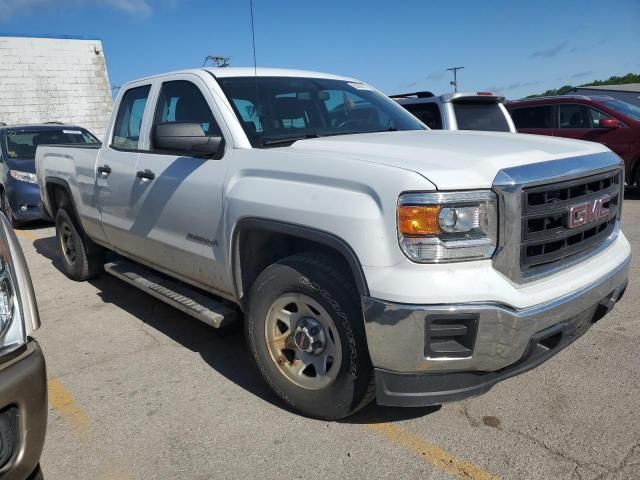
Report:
112,85,151,150
452,101,511,132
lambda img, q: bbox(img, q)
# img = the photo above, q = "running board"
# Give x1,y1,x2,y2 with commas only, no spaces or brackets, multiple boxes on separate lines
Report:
104,260,237,328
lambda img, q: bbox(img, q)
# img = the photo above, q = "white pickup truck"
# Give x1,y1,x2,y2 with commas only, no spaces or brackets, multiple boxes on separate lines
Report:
36,67,630,420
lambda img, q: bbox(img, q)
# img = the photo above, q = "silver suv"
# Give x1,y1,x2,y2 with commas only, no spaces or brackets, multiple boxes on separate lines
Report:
392,91,516,132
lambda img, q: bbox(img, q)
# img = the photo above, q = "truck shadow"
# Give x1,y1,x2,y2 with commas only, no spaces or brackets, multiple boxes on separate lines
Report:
624,188,639,201
32,235,438,424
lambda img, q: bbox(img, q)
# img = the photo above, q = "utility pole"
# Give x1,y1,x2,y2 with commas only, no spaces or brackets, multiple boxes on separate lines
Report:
203,55,230,67
446,66,464,92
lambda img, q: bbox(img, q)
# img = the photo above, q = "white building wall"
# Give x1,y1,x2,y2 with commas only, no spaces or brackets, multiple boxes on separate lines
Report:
0,35,112,139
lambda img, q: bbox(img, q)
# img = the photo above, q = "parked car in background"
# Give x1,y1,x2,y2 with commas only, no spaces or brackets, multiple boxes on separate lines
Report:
0,212,46,479
37,67,629,420
392,91,516,132
507,96,640,190
0,124,99,227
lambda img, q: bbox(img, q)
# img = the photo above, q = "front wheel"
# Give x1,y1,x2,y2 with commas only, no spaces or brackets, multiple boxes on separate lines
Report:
1,191,21,228
55,208,103,281
246,252,374,420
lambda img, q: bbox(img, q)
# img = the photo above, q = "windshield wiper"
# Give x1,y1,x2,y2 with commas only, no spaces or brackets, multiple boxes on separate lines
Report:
262,134,320,146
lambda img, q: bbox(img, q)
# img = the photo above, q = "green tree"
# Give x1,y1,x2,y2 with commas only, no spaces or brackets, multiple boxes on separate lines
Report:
526,73,640,98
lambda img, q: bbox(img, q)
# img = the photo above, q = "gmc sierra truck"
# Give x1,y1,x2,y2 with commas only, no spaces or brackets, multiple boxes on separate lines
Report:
36,68,630,420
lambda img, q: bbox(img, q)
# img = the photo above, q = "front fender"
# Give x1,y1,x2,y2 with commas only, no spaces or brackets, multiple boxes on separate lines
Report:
222,155,436,294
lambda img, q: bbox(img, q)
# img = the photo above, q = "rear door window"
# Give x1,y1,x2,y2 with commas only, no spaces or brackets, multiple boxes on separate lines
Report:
453,102,510,132
403,103,443,129
510,105,555,129
112,85,151,150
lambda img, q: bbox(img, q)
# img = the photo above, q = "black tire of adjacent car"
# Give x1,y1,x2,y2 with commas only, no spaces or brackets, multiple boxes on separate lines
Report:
245,252,375,420
55,208,104,281
1,190,21,229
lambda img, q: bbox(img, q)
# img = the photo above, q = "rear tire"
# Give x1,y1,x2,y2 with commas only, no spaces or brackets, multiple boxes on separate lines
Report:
245,252,374,420
55,208,103,281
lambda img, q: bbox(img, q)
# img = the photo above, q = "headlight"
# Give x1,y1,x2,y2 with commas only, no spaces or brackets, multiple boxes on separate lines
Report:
397,191,497,263
0,213,36,356
9,170,37,184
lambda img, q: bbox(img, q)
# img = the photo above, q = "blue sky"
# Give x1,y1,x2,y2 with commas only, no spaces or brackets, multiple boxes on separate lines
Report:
1,0,639,99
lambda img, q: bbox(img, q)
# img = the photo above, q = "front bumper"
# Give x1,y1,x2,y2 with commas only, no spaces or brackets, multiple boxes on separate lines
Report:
363,256,629,407
0,340,47,480
5,180,43,222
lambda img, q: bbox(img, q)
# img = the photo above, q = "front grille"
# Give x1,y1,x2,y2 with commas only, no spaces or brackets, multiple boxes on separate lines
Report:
520,169,621,271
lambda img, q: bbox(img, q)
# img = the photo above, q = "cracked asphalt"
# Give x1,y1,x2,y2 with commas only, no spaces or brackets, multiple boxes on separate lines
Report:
12,190,640,480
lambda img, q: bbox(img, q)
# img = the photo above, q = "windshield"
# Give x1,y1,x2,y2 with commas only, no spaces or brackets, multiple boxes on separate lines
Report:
217,76,426,147
452,101,511,132
601,99,640,121
4,128,99,160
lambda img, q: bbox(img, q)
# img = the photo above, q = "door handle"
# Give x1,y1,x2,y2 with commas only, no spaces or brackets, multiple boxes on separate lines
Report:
97,164,111,175
136,169,155,180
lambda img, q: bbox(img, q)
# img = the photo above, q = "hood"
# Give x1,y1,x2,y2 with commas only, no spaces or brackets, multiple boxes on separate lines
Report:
289,130,609,189
6,158,36,173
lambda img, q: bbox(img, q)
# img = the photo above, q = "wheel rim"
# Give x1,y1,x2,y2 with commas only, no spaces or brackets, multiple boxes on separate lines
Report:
58,222,77,265
265,293,342,390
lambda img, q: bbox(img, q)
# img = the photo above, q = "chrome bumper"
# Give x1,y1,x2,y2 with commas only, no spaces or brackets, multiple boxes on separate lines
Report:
362,256,630,374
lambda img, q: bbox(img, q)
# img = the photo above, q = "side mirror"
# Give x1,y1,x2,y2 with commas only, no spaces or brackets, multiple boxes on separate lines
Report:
599,118,621,129
153,123,224,158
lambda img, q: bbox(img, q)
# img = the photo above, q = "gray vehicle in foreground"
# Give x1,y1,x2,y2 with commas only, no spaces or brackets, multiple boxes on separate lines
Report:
0,212,47,479
36,68,629,419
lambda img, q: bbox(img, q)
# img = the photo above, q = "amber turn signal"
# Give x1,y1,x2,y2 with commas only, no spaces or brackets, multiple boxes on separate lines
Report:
398,205,441,236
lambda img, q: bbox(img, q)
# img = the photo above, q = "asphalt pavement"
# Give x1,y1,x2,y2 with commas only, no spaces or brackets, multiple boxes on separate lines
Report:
13,190,640,480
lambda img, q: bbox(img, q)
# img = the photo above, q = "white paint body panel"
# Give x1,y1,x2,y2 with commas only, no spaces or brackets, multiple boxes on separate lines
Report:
35,68,628,314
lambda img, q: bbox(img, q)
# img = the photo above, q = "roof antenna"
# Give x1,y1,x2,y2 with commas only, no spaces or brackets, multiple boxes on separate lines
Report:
249,0,258,76
249,0,262,147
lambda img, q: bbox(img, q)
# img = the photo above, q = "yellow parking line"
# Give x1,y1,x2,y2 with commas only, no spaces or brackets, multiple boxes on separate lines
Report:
365,422,499,480
48,378,90,433
13,228,41,243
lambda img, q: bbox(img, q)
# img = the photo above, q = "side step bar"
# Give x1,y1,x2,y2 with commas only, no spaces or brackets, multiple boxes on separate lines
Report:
105,260,237,328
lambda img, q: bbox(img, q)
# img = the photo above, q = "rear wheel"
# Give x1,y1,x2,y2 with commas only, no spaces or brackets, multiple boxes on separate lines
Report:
245,252,374,420
55,208,103,281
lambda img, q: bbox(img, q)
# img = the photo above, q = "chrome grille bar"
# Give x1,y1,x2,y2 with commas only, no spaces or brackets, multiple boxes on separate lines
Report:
492,152,623,284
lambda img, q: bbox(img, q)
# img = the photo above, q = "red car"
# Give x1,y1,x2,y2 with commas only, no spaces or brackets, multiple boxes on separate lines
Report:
507,95,640,189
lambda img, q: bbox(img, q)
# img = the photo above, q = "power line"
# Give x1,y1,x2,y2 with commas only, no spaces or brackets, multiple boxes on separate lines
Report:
446,66,464,92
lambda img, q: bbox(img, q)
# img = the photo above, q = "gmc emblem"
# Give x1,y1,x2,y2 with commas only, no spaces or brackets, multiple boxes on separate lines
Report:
567,194,610,229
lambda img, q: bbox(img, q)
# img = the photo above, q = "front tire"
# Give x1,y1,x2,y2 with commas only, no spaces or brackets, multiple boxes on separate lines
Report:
246,252,374,420
55,208,103,281
1,191,21,229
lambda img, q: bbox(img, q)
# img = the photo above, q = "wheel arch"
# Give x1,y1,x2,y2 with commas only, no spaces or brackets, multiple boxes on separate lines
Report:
43,177,76,219
231,218,369,305
44,177,101,254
